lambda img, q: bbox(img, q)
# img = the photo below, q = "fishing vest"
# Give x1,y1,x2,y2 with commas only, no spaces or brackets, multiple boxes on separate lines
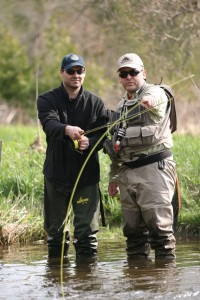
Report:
104,82,176,160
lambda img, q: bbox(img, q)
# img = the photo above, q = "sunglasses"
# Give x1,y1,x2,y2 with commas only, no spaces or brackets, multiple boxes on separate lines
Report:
65,68,85,75
119,69,142,78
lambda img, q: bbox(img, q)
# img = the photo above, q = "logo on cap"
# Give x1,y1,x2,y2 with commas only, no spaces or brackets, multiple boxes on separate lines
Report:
121,57,131,63
70,54,79,61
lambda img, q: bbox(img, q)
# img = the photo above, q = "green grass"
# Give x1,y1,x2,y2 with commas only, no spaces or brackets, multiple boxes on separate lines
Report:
0,126,200,244
173,133,200,234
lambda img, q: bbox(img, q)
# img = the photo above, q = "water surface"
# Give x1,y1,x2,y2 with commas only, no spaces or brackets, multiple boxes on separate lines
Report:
0,238,200,299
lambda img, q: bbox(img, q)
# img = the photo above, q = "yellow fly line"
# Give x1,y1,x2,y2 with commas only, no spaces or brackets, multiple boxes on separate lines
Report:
59,95,174,298
60,73,196,298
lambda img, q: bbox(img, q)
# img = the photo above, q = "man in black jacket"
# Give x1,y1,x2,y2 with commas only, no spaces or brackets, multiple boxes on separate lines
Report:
37,53,107,261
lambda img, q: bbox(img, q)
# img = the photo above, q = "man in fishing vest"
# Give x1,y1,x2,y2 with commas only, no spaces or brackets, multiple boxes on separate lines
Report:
104,53,177,260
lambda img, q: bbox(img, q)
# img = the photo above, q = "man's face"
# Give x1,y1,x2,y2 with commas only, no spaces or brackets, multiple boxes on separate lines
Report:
60,66,86,89
118,67,146,94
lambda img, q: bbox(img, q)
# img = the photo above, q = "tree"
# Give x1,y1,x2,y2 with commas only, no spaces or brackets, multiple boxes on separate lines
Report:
0,24,33,107
89,0,200,79
0,0,199,132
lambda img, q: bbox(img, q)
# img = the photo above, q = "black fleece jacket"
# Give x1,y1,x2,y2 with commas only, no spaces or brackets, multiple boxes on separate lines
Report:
37,83,107,188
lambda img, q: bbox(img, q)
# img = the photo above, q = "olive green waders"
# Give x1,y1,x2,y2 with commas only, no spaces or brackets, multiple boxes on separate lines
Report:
118,158,176,260
44,178,100,259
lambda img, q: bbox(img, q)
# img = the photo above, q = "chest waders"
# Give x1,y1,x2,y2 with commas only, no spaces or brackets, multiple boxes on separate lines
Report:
108,83,180,231
105,83,179,259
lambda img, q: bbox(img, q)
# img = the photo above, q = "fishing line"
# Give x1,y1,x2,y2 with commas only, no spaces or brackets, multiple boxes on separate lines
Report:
190,77,200,124
60,96,160,297
60,122,110,299
59,74,195,298
190,77,200,96
83,74,195,137
170,74,195,87
60,96,172,298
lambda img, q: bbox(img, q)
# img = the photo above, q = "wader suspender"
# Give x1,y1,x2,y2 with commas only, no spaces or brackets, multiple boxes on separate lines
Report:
98,185,106,227
114,100,127,152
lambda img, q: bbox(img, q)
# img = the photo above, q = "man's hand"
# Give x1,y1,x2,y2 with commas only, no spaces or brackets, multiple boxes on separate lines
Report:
65,125,84,140
108,182,119,197
141,95,155,109
78,135,89,150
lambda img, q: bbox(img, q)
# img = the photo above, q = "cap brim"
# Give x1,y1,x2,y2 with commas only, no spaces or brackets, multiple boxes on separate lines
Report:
64,62,85,70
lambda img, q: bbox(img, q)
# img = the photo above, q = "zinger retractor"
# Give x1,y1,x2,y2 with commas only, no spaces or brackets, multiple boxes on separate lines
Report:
73,140,79,150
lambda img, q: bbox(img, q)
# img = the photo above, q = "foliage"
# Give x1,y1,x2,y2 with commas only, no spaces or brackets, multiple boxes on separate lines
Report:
173,133,200,234
0,0,199,117
0,24,33,107
0,0,112,112
90,0,200,78
0,126,45,199
0,126,45,243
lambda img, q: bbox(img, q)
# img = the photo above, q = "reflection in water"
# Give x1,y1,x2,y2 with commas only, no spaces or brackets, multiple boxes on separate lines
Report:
123,258,179,297
45,257,102,298
0,239,200,299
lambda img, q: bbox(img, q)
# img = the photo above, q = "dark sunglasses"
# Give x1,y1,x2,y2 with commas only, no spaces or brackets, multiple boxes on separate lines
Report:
65,68,85,75
119,69,142,78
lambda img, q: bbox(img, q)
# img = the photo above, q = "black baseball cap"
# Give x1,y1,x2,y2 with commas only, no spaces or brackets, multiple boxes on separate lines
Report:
61,54,85,70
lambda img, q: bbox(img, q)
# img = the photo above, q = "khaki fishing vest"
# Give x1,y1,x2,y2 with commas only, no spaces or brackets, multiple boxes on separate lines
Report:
109,83,173,159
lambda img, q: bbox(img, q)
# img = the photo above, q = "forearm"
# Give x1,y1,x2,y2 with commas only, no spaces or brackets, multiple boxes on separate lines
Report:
141,87,168,120
40,116,67,140
37,96,67,140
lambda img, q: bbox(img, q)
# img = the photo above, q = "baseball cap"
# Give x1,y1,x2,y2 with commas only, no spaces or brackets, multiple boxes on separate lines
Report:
61,54,85,70
117,53,144,71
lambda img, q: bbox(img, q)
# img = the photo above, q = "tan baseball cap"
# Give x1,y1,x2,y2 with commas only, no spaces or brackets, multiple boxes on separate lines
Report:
117,53,144,71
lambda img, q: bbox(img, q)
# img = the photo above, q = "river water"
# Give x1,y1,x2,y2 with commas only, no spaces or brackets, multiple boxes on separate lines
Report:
0,237,200,300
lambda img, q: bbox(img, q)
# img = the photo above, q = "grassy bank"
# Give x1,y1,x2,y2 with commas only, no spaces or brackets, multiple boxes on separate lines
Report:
0,125,200,244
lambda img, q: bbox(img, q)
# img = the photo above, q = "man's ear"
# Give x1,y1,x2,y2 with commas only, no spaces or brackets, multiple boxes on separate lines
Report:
142,69,147,80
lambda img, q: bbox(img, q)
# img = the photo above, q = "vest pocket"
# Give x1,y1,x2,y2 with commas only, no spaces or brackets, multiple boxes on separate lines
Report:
122,126,142,146
141,125,158,145
122,125,158,147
